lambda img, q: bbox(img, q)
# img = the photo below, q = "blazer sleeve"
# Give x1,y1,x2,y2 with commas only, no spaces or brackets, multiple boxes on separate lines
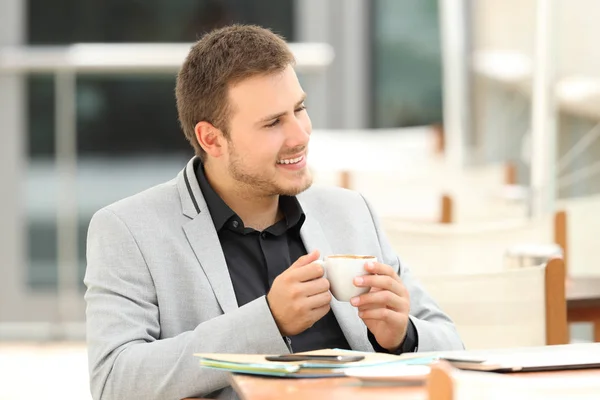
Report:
359,195,465,352
84,208,290,400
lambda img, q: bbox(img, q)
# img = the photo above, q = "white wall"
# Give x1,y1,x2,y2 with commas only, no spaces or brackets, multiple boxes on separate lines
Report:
557,0,600,79
471,0,535,57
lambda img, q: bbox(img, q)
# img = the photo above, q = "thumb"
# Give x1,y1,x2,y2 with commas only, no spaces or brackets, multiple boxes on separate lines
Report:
291,250,320,268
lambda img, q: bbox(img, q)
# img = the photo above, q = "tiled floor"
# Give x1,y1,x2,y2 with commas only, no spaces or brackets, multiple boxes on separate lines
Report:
0,342,91,400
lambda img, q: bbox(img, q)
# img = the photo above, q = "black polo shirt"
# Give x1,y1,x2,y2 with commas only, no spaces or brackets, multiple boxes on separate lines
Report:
195,162,418,354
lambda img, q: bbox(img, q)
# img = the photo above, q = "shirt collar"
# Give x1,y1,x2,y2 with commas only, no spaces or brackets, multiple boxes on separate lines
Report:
195,162,306,233
195,162,236,231
278,195,305,232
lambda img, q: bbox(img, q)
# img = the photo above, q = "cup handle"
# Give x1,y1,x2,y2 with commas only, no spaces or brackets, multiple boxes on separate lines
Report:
314,259,327,279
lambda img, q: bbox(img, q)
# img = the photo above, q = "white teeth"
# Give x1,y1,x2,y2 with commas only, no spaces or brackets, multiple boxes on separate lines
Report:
278,155,303,165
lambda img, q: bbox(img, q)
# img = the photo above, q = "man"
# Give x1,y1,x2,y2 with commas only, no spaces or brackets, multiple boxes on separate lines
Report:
84,24,463,400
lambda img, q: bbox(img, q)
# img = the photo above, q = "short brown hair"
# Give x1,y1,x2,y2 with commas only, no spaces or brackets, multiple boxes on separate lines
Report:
175,24,295,159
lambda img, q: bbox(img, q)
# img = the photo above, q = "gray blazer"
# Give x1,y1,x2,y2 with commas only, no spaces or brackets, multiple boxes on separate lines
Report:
84,157,463,400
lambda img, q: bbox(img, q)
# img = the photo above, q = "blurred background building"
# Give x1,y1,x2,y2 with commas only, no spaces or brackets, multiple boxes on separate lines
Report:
1,1,600,397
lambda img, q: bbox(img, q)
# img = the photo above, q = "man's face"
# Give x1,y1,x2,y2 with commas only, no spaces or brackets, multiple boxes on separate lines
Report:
222,65,313,197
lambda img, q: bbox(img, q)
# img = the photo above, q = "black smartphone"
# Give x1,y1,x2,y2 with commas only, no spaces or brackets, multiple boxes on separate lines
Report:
265,354,365,363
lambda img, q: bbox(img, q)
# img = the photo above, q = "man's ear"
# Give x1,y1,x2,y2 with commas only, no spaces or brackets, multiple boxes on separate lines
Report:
195,121,225,158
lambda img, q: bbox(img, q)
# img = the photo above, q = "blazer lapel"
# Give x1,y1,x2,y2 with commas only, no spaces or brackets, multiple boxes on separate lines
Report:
183,216,238,314
300,212,374,352
178,158,238,314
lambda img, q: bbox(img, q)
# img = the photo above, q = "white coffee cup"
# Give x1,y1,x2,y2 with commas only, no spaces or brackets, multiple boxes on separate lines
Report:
315,254,376,302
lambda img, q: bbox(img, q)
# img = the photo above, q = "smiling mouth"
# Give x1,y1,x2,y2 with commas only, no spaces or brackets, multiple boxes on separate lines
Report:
276,155,304,165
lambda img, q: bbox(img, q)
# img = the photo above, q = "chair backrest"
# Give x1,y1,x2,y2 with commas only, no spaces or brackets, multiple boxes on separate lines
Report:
383,216,555,275
352,163,523,224
557,194,600,277
416,258,567,350
308,126,514,224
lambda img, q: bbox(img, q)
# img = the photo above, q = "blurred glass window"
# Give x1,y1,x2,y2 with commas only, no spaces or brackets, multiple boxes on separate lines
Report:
371,0,443,128
25,0,295,290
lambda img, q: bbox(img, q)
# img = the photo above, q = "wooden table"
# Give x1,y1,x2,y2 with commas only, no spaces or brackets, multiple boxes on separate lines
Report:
567,276,600,342
230,367,600,400
231,374,427,400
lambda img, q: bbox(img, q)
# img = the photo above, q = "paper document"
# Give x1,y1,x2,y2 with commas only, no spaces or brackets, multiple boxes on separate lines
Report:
194,348,439,378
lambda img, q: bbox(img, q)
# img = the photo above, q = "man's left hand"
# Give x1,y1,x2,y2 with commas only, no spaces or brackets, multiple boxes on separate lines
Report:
350,261,410,352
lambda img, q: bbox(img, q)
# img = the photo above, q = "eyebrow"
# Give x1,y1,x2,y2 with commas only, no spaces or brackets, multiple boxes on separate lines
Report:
256,93,307,125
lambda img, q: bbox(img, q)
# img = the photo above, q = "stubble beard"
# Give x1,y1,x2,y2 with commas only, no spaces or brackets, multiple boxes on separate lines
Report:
228,147,313,197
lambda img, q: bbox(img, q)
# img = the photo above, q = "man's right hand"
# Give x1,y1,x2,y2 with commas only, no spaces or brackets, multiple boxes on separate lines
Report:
267,250,332,336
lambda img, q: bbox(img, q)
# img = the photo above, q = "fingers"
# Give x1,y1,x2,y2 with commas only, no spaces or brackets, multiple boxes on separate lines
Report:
290,250,320,269
354,273,405,297
351,290,407,312
364,261,397,277
293,261,326,283
310,303,332,321
306,290,332,310
303,277,330,297
283,277,328,301
358,307,407,323
286,251,325,283
350,263,410,315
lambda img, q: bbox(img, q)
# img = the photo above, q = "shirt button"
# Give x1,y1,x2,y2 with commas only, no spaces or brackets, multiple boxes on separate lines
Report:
231,220,239,228
261,232,267,239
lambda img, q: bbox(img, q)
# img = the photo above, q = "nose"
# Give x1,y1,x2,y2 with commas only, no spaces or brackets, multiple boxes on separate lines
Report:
286,113,312,148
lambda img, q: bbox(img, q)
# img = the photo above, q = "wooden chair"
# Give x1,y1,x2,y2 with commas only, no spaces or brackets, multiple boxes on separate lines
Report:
417,258,568,350
382,211,565,275
556,194,600,277
347,165,526,227
308,125,519,225
381,190,600,277
385,206,600,344
555,196,600,341
427,362,455,400
350,162,522,225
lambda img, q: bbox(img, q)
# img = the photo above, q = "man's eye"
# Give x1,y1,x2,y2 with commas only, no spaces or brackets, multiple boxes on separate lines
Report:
265,119,280,128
